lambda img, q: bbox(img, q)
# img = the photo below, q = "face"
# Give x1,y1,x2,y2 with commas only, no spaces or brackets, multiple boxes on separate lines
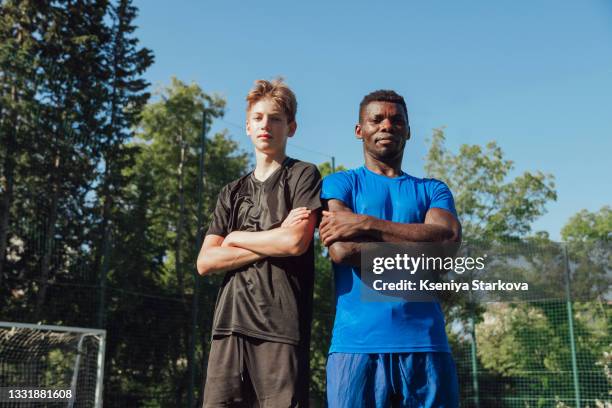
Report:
246,98,296,155
356,101,410,161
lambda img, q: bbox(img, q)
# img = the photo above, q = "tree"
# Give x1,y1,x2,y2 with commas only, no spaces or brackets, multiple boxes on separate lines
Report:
470,209,610,405
425,128,557,241
100,78,250,406
0,0,44,287
561,206,611,243
0,1,113,318
30,0,111,317
424,128,565,405
135,77,227,295
562,206,611,301
93,0,153,327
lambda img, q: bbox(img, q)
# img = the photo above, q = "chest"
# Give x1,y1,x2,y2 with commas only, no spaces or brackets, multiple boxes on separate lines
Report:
229,178,293,232
352,179,428,223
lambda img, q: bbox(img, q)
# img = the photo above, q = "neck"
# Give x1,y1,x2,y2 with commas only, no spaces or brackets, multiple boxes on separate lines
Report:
253,149,287,181
364,152,403,177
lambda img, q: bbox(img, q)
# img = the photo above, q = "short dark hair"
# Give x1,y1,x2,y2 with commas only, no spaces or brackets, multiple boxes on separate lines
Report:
359,90,408,123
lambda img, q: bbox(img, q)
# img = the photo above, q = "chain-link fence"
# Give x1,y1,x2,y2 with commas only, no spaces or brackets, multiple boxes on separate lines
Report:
1,237,609,407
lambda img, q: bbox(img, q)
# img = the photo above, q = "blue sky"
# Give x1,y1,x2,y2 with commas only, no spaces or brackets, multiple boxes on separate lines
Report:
133,0,612,240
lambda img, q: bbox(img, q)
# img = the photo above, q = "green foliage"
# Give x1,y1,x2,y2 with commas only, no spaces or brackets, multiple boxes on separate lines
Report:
308,161,347,402
561,206,611,242
318,161,347,178
103,78,249,406
425,128,557,241
467,218,610,406
133,78,244,288
2,2,608,404
474,300,610,406
1,1,249,404
310,236,334,403
424,128,610,405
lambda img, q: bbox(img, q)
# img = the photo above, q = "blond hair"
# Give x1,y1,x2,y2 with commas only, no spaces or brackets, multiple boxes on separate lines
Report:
246,78,297,123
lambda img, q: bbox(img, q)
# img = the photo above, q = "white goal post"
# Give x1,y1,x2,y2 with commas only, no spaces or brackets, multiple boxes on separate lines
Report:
0,321,106,408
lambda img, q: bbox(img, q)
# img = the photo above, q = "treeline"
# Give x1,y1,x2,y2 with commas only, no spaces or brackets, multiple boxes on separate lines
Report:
0,1,254,405
0,0,153,309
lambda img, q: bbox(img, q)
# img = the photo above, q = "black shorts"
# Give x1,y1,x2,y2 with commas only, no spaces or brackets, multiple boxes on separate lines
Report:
202,334,309,407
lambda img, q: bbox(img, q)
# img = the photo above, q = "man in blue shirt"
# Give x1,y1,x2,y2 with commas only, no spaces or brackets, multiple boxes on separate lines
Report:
320,90,461,407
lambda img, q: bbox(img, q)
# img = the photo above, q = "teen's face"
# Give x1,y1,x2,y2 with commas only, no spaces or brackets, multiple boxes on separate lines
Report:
246,98,296,155
356,101,410,161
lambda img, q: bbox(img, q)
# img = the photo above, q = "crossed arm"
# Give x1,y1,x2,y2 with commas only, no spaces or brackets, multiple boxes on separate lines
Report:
320,199,461,267
196,208,317,276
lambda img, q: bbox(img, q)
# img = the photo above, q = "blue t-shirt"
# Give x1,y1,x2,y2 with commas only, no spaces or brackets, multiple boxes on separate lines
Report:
322,166,458,353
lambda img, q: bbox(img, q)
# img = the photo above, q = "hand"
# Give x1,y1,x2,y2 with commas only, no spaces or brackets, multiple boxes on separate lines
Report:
319,210,369,246
281,207,311,228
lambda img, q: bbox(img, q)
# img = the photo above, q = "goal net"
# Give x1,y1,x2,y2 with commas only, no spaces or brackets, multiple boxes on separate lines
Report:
0,322,105,408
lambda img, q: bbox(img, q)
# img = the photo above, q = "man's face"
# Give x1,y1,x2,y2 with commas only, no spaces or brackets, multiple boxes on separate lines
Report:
356,101,410,161
246,98,296,155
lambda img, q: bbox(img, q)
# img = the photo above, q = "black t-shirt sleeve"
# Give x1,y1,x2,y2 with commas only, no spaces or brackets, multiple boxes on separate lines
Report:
206,185,231,237
291,164,323,211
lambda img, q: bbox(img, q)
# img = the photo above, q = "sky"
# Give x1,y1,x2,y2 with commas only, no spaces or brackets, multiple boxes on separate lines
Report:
133,0,612,240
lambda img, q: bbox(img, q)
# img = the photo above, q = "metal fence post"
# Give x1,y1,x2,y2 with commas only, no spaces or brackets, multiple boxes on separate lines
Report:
188,109,207,408
563,244,581,408
467,244,480,408
469,314,480,408
97,226,111,328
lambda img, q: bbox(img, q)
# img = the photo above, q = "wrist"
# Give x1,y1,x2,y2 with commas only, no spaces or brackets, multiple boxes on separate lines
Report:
361,215,374,236
223,232,237,247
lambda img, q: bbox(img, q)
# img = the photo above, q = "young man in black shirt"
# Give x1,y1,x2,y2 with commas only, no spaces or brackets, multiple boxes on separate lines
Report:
197,79,321,407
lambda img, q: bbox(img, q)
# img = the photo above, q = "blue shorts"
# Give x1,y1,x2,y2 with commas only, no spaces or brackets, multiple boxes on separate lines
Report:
327,352,459,408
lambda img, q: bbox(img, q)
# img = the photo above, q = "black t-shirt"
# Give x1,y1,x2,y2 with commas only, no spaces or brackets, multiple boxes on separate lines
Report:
206,158,322,345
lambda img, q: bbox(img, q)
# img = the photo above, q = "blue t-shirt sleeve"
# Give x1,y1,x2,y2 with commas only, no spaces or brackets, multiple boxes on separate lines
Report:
428,179,457,217
321,171,353,209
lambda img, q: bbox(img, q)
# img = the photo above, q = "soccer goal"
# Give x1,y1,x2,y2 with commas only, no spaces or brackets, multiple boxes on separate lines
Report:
0,321,106,408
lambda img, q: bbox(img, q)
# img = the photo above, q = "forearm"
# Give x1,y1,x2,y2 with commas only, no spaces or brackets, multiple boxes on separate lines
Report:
225,227,307,257
362,217,459,243
197,246,265,276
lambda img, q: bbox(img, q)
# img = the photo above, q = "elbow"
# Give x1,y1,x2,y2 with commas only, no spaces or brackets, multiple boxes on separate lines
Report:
439,226,461,257
441,230,461,243
448,224,462,243
329,242,349,264
283,230,311,256
196,256,213,276
438,222,461,243
293,240,310,256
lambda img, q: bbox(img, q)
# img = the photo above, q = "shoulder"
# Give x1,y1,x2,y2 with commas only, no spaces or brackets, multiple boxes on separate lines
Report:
286,159,320,177
404,174,452,192
219,173,251,196
422,177,453,193
322,168,361,201
323,168,359,185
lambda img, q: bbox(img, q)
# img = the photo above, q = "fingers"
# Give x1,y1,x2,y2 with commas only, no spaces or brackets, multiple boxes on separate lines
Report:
319,217,328,230
282,208,311,227
291,208,311,220
322,232,338,247
319,220,330,235
320,211,334,229
289,208,310,217
290,207,308,213
319,224,335,246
